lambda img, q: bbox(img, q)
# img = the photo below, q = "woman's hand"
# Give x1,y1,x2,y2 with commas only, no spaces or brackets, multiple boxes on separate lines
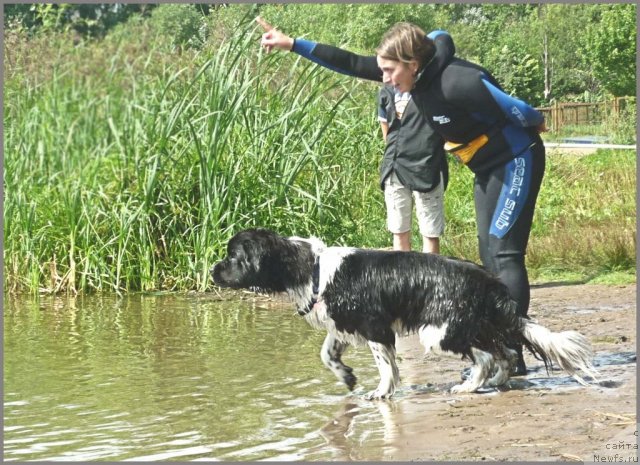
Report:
536,120,549,133
256,17,294,53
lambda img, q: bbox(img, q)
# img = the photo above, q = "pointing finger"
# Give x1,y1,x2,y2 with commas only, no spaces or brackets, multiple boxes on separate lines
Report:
255,16,274,32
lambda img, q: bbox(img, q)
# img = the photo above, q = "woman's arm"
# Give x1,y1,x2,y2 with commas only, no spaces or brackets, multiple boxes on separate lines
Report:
257,17,382,82
443,65,545,133
480,78,545,129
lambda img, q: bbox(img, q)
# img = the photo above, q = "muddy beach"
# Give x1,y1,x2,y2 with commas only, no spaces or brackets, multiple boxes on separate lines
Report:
318,283,637,461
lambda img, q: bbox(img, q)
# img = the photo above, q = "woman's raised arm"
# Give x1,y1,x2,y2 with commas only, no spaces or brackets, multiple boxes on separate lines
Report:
256,16,382,82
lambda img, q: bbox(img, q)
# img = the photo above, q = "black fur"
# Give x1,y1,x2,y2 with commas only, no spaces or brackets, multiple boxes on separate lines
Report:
321,250,526,358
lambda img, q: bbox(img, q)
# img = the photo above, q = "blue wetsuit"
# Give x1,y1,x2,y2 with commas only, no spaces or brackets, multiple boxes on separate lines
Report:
290,32,546,321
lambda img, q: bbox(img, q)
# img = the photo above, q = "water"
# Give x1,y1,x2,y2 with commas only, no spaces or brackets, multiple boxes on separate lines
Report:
4,294,389,461
4,294,635,461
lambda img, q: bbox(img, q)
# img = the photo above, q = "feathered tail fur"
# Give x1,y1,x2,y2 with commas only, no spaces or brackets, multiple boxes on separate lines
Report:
521,319,599,385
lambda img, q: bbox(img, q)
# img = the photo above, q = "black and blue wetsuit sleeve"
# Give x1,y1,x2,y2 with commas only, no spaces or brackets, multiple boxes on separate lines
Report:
292,38,382,82
444,66,544,129
480,78,544,127
427,30,452,44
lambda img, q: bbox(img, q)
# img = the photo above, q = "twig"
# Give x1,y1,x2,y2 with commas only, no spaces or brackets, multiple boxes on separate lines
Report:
560,453,582,461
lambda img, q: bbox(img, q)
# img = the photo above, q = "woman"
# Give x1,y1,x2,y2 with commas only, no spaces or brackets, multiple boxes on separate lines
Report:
257,18,547,375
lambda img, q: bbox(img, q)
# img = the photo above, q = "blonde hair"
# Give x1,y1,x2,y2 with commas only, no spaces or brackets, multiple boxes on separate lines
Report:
375,22,435,67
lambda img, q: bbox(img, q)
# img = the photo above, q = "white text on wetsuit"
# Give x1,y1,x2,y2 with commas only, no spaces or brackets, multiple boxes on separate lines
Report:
495,157,526,231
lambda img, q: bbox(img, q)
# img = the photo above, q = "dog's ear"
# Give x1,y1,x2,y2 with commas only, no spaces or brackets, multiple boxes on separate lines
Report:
233,228,286,269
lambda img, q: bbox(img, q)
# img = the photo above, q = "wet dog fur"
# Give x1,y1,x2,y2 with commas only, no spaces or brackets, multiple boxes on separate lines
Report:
211,228,597,399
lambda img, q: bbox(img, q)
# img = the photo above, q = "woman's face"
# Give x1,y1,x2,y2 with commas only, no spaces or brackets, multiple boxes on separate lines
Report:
376,56,418,93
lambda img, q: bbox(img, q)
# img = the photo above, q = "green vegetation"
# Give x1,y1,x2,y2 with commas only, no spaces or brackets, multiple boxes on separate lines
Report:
7,3,635,102
526,150,635,284
4,6,636,294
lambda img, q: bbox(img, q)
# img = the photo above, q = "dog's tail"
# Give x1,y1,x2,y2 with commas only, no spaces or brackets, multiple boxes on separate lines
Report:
520,319,598,385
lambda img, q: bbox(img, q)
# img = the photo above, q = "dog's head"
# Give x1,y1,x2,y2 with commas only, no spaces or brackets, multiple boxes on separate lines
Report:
211,228,317,294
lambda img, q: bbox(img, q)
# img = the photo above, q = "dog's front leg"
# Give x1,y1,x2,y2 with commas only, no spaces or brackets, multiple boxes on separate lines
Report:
366,342,400,400
320,333,357,391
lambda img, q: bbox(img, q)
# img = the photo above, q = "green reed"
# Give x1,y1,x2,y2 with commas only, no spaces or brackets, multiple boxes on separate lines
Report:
5,23,377,293
4,23,636,294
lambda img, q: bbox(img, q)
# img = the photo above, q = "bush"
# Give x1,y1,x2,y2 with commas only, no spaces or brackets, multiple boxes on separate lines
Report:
149,4,206,50
603,99,637,145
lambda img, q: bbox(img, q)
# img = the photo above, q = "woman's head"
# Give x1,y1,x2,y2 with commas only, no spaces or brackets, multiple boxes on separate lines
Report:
375,22,435,92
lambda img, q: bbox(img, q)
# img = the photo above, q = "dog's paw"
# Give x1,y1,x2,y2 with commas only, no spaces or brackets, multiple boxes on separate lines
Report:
342,371,357,391
364,389,393,400
450,382,478,394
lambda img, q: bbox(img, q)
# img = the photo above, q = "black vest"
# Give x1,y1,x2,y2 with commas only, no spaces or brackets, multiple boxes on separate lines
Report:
379,86,448,193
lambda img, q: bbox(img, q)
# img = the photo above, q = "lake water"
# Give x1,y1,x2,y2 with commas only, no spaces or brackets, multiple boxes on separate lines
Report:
3,293,398,461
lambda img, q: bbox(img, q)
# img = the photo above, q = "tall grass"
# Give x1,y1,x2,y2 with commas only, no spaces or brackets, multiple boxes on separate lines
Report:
5,22,383,293
4,21,636,294
528,149,636,279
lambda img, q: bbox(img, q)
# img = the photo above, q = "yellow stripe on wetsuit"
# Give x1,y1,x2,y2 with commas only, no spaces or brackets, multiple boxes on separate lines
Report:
444,134,489,164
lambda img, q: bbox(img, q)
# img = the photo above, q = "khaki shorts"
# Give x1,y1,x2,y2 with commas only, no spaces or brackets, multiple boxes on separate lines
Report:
384,171,445,237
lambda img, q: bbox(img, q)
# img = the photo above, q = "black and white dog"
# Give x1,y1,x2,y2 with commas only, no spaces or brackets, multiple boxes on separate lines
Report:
211,228,597,399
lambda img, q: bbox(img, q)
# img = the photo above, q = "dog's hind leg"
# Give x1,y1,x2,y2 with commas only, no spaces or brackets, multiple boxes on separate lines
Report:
365,342,400,400
320,333,357,391
487,347,517,387
451,348,494,393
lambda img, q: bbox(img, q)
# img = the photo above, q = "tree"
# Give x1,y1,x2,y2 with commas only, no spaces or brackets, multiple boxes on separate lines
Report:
149,4,206,49
584,4,636,97
449,5,544,105
534,4,603,102
484,44,543,106
4,4,156,38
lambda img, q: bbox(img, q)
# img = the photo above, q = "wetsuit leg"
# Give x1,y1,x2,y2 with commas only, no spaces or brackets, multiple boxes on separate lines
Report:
473,143,545,375
474,142,545,317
